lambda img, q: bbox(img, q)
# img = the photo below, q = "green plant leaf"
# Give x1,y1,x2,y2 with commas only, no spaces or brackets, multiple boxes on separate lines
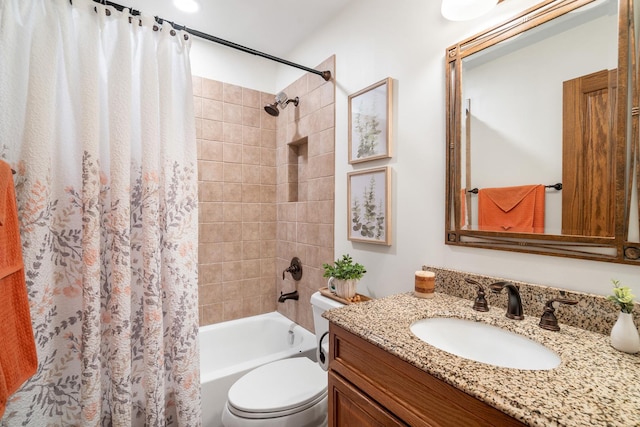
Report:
322,254,367,280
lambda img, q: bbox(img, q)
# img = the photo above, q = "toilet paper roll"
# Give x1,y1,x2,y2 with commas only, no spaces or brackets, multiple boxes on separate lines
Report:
316,332,329,371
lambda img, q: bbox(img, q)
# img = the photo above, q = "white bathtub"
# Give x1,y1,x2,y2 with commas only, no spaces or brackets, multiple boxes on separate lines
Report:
200,311,317,427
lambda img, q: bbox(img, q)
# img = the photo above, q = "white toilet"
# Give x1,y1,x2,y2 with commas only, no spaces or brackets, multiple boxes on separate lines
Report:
221,292,343,427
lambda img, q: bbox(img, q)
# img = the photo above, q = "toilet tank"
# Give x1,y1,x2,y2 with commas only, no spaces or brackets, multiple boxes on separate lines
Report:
310,291,344,349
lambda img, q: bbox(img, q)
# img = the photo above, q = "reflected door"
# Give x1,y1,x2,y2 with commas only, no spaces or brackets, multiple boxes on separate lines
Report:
562,69,617,237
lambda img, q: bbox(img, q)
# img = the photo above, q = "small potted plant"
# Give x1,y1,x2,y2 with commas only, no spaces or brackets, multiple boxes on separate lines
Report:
322,254,366,301
607,280,640,354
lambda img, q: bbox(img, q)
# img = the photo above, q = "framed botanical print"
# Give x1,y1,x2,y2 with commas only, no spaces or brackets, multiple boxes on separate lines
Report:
348,77,393,164
347,167,391,245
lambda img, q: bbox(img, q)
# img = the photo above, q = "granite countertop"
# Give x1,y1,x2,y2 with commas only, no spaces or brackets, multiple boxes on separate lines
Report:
323,292,640,427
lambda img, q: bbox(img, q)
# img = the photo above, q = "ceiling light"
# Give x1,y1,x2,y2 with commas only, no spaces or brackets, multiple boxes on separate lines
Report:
173,0,200,13
441,0,499,21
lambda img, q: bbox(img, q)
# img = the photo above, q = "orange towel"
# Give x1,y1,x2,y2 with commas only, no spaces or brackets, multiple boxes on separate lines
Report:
0,160,37,418
478,184,545,233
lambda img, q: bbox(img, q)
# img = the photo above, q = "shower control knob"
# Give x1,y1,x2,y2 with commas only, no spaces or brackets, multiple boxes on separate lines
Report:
282,257,303,281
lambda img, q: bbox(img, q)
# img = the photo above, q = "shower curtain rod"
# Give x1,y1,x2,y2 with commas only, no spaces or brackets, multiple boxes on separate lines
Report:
89,0,332,81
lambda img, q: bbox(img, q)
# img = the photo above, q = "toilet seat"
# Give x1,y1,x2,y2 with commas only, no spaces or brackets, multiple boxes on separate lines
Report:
227,358,327,419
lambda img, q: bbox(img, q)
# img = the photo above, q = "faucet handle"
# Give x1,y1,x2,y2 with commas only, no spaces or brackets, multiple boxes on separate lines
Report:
465,278,489,312
282,257,303,281
539,298,578,331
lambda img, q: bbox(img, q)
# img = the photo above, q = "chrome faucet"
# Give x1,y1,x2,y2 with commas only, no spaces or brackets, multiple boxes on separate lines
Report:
488,281,524,320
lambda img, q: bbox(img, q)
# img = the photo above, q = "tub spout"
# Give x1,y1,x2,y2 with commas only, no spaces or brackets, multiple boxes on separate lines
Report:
278,290,299,303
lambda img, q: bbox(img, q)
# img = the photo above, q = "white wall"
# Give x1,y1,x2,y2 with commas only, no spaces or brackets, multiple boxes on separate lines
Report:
190,38,280,93
189,0,639,298
279,0,640,298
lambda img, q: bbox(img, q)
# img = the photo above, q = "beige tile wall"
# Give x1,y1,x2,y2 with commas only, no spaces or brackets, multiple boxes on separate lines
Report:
194,76,279,325
194,56,335,330
276,56,336,332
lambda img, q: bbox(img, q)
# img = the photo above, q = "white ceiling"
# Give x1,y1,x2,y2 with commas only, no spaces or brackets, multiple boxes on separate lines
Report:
119,0,353,58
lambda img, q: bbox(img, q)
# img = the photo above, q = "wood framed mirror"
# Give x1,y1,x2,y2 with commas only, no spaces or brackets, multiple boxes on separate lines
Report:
445,0,640,264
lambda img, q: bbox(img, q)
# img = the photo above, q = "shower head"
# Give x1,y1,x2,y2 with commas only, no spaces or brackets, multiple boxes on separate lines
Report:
263,91,299,117
264,102,280,117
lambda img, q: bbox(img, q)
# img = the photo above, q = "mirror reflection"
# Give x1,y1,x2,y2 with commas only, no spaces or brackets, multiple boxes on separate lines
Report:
460,0,618,236
445,0,640,264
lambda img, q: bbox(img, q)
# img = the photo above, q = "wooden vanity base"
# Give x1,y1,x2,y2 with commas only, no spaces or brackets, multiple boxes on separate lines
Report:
328,323,526,427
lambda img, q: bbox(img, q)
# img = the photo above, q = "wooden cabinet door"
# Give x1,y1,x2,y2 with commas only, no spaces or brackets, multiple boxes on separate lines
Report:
329,371,407,427
562,69,617,236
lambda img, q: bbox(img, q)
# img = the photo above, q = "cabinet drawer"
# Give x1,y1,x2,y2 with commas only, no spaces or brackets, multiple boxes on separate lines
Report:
329,323,526,427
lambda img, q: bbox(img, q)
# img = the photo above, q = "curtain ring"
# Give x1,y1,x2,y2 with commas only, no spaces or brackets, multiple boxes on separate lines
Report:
184,34,189,41
170,29,176,36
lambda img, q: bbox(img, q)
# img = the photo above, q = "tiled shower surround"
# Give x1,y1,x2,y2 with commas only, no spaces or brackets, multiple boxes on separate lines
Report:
195,56,336,330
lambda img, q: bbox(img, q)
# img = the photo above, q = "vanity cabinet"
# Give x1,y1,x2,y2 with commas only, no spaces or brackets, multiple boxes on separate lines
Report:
328,323,526,427
329,371,406,426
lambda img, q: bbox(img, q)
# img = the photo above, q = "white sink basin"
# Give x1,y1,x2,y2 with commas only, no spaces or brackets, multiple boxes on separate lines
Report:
410,317,560,370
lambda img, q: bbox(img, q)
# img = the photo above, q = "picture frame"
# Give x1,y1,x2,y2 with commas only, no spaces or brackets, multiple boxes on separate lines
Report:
348,77,393,164
347,167,391,245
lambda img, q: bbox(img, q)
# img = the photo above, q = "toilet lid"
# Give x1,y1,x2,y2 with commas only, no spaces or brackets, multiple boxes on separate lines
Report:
227,358,327,417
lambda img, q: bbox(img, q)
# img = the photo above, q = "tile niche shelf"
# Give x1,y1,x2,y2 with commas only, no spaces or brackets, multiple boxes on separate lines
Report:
286,137,308,203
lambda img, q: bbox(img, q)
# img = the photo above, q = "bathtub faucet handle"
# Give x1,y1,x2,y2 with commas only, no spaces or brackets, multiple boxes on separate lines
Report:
282,257,303,281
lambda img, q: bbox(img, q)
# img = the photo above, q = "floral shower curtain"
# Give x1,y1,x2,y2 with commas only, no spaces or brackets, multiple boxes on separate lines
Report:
0,0,200,425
